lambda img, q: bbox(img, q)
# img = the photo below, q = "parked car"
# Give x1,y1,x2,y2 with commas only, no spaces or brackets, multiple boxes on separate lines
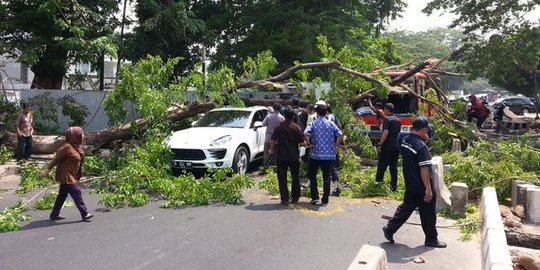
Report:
167,106,270,176
491,96,536,115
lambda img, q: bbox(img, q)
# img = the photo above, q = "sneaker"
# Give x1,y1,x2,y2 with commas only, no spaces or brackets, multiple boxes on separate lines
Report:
425,240,447,248
82,213,94,221
309,199,319,205
331,188,341,197
49,215,66,221
383,226,394,243
321,199,328,206
280,200,289,206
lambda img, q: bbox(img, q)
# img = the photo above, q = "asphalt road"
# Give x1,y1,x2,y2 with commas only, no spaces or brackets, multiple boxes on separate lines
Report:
0,182,481,270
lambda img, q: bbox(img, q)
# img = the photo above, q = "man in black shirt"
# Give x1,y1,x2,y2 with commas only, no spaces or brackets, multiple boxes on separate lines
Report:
375,103,401,191
382,117,447,248
270,106,304,206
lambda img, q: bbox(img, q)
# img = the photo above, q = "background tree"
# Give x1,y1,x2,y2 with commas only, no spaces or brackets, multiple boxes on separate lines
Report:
124,0,206,74
424,0,540,95
0,0,119,89
208,0,407,72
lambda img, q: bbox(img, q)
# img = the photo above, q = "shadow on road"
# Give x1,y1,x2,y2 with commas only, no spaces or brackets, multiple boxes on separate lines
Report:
22,219,87,230
244,202,293,211
380,242,434,264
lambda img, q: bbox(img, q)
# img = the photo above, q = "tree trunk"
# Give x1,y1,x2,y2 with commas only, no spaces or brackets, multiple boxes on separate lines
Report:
506,229,540,249
1,101,216,154
30,46,67,89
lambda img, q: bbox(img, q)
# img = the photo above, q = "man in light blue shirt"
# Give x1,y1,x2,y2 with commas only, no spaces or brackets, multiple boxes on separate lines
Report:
303,102,343,205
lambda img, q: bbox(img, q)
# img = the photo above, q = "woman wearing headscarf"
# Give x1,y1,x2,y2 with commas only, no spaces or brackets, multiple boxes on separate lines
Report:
40,126,93,221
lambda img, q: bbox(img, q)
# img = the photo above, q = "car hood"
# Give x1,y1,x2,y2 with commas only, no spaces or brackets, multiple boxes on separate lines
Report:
168,127,248,148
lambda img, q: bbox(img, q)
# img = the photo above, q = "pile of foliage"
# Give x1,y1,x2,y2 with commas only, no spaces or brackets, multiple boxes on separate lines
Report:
86,138,254,208
0,201,31,232
439,204,480,241
442,139,540,199
0,145,12,165
16,161,53,194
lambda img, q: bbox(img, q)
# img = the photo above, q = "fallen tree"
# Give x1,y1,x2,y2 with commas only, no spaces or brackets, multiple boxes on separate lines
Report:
1,53,458,154
1,101,216,153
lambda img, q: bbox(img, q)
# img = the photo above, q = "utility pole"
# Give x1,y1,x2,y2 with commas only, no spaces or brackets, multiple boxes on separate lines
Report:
115,0,129,86
533,65,540,120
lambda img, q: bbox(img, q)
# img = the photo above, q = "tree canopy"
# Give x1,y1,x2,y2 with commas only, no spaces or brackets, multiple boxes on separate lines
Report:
424,0,540,95
125,0,407,74
0,0,119,89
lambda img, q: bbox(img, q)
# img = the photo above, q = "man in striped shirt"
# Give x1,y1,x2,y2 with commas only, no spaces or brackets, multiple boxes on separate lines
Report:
382,117,446,248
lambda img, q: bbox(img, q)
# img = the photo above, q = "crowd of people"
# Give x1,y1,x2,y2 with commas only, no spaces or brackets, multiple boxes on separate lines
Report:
267,98,446,248
16,97,446,247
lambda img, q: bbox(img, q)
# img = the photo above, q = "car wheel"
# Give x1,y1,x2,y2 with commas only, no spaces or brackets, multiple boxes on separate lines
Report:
232,146,249,175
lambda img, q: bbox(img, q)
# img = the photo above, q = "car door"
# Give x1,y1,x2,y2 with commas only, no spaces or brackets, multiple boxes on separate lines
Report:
249,109,268,156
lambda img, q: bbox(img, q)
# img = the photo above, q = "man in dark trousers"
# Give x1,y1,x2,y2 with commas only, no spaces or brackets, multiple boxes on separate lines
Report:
383,117,447,248
270,106,304,206
375,103,401,191
304,102,343,206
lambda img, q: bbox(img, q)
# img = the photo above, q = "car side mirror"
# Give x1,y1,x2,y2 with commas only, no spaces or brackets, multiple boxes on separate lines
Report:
253,121,263,129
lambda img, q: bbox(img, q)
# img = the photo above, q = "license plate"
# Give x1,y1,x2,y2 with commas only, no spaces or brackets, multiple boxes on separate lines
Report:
175,161,193,168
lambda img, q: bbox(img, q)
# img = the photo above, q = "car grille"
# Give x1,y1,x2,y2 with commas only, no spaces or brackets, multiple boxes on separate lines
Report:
209,149,227,159
172,149,206,160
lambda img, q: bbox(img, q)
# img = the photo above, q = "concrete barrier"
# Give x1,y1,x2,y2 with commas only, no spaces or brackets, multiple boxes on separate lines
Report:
481,187,512,270
431,156,451,211
526,186,540,224
450,182,468,216
347,245,387,270
511,180,531,207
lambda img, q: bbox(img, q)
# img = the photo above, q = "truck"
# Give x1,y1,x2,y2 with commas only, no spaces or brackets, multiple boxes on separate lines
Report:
354,71,436,142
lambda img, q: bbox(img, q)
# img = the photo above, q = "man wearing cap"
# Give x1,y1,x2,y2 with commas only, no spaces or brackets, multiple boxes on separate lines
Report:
382,117,447,248
304,101,343,205
375,103,401,191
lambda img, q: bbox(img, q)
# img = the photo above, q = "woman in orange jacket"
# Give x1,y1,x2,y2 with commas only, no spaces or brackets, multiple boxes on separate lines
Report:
40,126,93,221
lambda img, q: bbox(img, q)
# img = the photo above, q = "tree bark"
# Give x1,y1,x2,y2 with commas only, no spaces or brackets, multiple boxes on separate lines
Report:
506,229,540,249
30,46,67,89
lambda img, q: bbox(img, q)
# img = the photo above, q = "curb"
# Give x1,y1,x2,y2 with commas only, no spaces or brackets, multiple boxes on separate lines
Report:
480,187,512,270
347,244,387,270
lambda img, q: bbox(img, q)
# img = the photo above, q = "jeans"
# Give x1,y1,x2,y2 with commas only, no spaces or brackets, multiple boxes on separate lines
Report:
16,136,32,160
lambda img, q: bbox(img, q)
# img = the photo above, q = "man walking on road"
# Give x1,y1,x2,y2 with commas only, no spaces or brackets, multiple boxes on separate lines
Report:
375,103,401,191
270,106,304,206
304,101,343,206
262,102,285,171
383,117,447,248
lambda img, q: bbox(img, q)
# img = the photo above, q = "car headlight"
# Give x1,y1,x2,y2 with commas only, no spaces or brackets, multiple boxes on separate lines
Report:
210,135,232,146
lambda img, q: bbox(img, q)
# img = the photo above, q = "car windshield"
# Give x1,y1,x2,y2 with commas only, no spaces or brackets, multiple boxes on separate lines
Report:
194,110,251,128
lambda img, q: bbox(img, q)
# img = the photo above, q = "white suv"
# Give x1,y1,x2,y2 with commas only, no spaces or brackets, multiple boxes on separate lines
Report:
167,106,270,175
